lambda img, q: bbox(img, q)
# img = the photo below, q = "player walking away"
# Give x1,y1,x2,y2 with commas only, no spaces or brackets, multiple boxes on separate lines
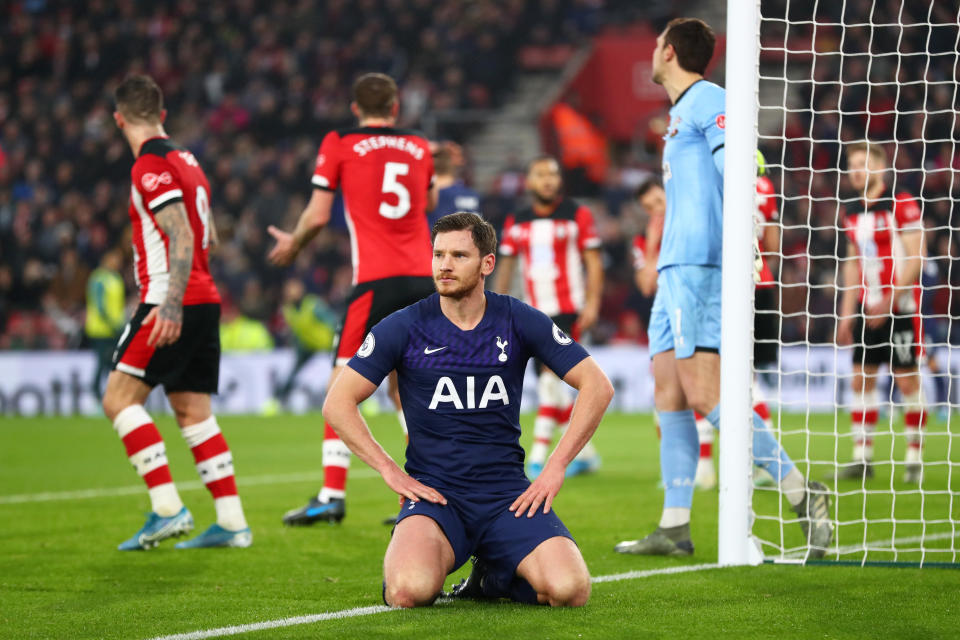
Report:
427,142,481,228
105,75,251,550
614,19,833,558
835,142,926,484
494,156,604,480
268,73,437,525
322,212,613,608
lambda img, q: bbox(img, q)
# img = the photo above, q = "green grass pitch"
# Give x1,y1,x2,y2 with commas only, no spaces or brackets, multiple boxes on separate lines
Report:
2,411,960,639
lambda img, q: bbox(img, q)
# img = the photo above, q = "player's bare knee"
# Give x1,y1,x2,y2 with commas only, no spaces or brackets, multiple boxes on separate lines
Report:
543,573,590,607
102,392,126,422
384,579,439,608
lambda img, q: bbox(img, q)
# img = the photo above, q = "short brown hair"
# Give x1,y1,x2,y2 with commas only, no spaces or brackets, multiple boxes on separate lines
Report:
432,212,497,257
846,141,888,166
114,74,164,123
353,73,398,118
434,146,454,176
664,18,716,75
526,154,560,175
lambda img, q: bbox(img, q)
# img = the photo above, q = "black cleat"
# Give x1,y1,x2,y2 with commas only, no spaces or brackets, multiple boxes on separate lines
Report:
446,557,494,600
282,497,345,526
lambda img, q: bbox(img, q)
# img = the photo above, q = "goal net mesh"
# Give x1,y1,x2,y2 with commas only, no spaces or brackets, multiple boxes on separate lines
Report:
752,0,959,564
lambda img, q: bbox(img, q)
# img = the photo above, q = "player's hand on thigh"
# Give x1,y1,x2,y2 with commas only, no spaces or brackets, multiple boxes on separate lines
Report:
382,466,447,505
510,464,564,518
145,305,182,348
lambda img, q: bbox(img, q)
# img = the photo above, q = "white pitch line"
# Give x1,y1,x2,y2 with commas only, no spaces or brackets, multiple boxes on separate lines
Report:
145,605,395,640
146,564,722,640
780,530,960,560
0,469,379,505
591,562,720,583
146,528,960,640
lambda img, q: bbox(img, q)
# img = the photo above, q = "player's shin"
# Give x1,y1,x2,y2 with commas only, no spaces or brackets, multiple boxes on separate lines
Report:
659,410,698,526
114,404,183,517
693,411,715,489
321,422,351,502
181,416,247,530
850,389,879,463
903,389,925,466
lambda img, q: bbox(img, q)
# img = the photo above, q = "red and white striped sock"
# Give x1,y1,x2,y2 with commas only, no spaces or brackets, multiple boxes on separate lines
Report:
850,390,878,463
181,416,246,531
320,422,350,502
693,411,713,459
531,406,560,465
903,390,925,465
113,404,182,517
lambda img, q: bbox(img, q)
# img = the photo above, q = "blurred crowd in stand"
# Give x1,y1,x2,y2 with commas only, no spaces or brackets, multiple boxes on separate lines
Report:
1,0,957,358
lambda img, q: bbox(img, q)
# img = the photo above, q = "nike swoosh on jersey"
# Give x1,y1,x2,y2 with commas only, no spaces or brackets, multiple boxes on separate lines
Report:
423,346,448,354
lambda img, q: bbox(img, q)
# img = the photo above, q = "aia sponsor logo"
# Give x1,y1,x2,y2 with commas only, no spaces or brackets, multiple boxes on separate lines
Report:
716,114,726,129
141,172,173,192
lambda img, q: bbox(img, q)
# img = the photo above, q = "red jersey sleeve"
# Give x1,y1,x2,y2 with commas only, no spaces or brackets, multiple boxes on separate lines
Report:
575,205,602,251
499,214,518,256
132,155,184,214
632,235,647,270
893,191,922,230
756,175,778,222
311,131,342,191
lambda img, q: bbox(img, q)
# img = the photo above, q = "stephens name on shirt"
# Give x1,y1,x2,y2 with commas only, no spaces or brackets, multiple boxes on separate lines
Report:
352,135,426,159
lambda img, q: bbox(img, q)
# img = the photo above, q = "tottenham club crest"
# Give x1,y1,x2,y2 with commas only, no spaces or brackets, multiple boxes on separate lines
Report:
552,324,572,345
357,332,375,358
496,336,509,362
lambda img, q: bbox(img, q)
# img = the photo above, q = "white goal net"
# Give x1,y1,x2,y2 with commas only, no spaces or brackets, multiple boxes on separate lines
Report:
745,0,960,565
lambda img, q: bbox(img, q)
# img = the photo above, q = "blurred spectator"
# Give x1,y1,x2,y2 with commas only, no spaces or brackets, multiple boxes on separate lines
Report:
84,248,125,396
220,303,274,352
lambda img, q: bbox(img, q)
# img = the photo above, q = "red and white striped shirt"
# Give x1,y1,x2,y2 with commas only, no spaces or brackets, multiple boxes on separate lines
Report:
128,137,220,306
311,126,434,285
500,199,601,316
843,188,922,313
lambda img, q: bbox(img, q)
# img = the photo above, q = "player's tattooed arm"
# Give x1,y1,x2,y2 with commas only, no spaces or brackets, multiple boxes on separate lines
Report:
148,201,194,347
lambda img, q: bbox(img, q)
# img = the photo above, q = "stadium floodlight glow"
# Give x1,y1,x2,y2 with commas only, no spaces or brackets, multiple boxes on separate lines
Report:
729,0,960,567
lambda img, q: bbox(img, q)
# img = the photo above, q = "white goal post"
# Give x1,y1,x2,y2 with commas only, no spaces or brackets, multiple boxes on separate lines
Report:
721,0,960,567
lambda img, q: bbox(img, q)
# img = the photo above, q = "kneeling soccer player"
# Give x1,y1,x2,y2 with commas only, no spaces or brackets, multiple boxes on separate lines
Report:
322,212,614,607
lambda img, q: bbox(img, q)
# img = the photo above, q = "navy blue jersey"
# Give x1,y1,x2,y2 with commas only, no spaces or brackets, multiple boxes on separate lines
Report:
428,181,481,228
347,291,589,493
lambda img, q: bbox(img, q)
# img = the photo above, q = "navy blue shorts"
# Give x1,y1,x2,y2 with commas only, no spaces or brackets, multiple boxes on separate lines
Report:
394,486,574,586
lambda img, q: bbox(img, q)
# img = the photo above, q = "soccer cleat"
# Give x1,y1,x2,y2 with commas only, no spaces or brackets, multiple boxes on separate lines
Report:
695,459,717,490
794,481,834,559
566,456,601,478
446,557,495,601
903,463,922,484
117,507,193,551
833,462,874,482
175,523,252,549
282,496,345,525
526,461,544,480
614,526,694,556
